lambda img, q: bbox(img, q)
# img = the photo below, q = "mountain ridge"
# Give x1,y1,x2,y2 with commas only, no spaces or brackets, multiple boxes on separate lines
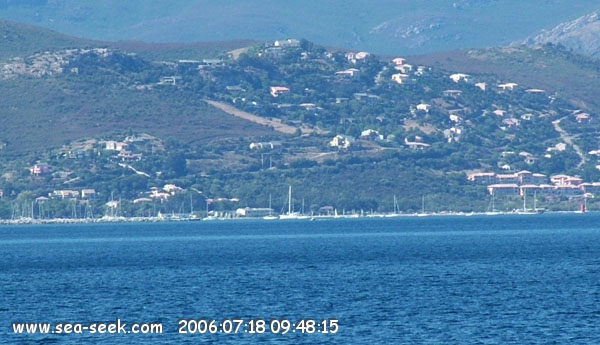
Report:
1,1,600,55
522,10,600,58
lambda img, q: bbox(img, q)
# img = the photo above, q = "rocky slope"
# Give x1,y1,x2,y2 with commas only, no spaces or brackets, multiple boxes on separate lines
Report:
522,10,600,58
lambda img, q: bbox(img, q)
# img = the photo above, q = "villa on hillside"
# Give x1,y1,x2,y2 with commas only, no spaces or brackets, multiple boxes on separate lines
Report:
450,73,470,83
81,189,96,199
335,68,361,80
391,73,410,84
329,135,353,150
270,86,290,97
394,64,413,73
105,141,127,151
360,129,383,141
392,57,406,66
29,164,51,176
346,52,370,64
416,103,431,112
50,190,80,199
404,138,430,150
470,170,595,197
498,82,518,91
274,39,300,47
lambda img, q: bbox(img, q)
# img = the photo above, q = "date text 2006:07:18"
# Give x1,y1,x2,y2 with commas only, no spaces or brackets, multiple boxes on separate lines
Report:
177,318,339,334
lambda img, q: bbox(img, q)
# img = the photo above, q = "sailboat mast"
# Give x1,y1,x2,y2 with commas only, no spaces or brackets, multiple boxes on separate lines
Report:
288,185,292,214
269,194,272,215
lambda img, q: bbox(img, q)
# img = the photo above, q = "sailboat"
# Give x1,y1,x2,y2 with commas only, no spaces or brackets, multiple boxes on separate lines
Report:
417,194,429,216
485,193,501,215
516,190,538,215
296,198,311,219
278,185,301,219
263,194,278,220
385,195,402,217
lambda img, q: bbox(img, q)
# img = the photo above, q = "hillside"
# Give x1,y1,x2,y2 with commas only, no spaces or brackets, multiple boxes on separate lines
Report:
0,19,254,61
0,19,89,60
1,1,599,55
522,10,600,59
2,23,600,218
410,45,600,111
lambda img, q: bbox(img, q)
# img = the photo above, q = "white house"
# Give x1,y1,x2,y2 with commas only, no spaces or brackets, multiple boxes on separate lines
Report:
498,82,518,91
81,189,96,199
163,184,183,194
449,114,462,123
51,190,79,199
360,129,383,141
274,38,300,47
404,137,430,149
392,57,406,65
270,86,290,97
575,113,590,124
346,51,370,64
29,163,51,176
395,64,413,73
468,172,496,184
416,103,431,112
391,73,410,84
449,73,470,83
335,68,361,80
105,141,128,151
329,135,353,149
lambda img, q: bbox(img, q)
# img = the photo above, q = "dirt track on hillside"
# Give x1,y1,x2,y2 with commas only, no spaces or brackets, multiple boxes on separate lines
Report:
552,117,585,168
204,99,302,135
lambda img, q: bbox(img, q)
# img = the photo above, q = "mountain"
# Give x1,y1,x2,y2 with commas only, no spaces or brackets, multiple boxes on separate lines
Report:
1,1,599,55
2,20,600,216
522,10,600,58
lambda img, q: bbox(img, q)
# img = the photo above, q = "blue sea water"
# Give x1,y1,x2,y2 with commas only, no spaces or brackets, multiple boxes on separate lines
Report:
1,213,600,344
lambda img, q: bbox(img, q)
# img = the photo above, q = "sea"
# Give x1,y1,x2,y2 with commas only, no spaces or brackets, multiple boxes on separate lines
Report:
1,213,600,344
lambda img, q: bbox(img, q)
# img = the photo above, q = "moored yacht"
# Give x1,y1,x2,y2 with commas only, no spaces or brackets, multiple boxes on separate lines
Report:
279,185,301,219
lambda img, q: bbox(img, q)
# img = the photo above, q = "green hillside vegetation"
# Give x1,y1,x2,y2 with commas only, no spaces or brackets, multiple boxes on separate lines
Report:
411,45,600,111
0,19,90,60
110,40,259,62
0,19,253,61
1,24,600,218
0,50,273,156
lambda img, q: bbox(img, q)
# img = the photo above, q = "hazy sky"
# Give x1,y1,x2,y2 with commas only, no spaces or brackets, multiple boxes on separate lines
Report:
1,1,599,55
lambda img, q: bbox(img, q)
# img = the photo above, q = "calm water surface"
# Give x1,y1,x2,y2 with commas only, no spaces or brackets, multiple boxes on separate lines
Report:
1,213,600,344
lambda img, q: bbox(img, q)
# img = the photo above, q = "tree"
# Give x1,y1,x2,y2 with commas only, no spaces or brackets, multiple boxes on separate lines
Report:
166,152,187,178
300,38,314,53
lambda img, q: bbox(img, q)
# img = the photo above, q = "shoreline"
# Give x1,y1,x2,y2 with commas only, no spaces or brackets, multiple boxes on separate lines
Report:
0,210,591,226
